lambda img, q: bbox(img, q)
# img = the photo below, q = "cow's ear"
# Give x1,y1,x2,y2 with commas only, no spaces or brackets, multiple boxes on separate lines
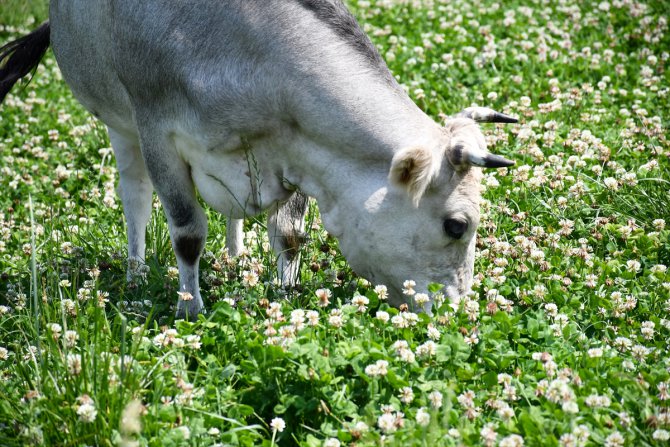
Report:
389,146,435,207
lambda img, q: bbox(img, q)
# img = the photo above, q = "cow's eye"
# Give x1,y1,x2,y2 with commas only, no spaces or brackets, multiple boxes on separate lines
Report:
443,218,468,239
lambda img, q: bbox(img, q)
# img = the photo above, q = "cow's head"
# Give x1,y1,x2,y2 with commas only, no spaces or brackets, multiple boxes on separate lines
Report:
332,107,516,312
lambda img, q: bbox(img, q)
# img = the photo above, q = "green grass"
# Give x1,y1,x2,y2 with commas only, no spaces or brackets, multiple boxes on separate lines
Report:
1,0,670,446
0,0,47,27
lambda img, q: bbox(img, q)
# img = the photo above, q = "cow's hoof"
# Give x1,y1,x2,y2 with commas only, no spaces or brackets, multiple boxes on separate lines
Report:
126,257,149,284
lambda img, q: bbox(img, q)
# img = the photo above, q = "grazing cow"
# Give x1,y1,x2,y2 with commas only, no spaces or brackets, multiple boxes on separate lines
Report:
0,0,516,319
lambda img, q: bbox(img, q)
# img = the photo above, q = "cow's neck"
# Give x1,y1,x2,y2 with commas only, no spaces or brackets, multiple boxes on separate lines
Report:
278,55,446,226
281,42,443,158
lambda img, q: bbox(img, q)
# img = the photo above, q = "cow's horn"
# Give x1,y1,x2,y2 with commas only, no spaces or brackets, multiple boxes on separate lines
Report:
467,151,515,168
457,107,518,123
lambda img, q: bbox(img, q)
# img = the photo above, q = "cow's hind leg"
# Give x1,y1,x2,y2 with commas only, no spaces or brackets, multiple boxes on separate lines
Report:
225,218,244,257
109,128,154,282
137,124,208,320
268,192,308,287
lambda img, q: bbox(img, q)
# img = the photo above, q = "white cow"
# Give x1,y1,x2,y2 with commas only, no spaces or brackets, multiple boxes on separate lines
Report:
0,0,516,319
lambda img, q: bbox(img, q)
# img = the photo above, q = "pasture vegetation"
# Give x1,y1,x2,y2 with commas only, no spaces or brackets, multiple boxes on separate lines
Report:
0,0,669,445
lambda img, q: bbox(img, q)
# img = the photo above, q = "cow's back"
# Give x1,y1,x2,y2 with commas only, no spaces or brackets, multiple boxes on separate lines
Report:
50,0,304,137
49,0,409,149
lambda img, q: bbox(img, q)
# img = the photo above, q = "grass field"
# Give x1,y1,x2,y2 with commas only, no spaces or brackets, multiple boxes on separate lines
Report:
1,0,669,446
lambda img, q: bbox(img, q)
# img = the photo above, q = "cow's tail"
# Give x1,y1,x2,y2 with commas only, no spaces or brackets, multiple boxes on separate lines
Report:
0,21,51,103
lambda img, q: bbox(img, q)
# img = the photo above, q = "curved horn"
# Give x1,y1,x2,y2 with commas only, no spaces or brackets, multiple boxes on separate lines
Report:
467,152,515,168
457,107,518,124
448,143,515,169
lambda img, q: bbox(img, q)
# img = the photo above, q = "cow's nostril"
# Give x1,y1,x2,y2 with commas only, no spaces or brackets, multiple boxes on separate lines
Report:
443,218,468,239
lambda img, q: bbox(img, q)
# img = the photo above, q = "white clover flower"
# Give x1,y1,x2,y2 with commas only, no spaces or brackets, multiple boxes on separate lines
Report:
562,401,579,414
120,399,144,436
480,423,497,447
241,270,259,288
498,434,524,447
428,390,443,409
403,312,419,326
62,299,77,316
573,425,590,443
604,431,624,447
306,310,319,327
377,412,396,434
47,323,62,339
585,394,611,408
651,264,667,274
365,360,388,377
497,402,515,420
352,421,368,433
544,303,558,318
76,395,97,423
63,330,79,348
67,353,82,375
0,347,8,360
587,347,603,358
374,284,388,300
653,429,670,441
315,288,332,307
626,260,641,272
351,294,369,312
290,309,306,329
603,177,619,191
324,438,341,447
426,324,440,341
402,280,416,296
267,302,283,321
414,293,429,306
185,334,202,350
545,379,575,404
270,417,285,433
658,382,669,400
96,291,109,308
328,309,344,328
416,341,436,359
77,288,91,302
415,407,430,427
641,321,655,340
376,311,390,323
463,298,480,322
631,344,650,360
497,373,512,386
447,428,461,438
391,314,406,328
399,386,414,404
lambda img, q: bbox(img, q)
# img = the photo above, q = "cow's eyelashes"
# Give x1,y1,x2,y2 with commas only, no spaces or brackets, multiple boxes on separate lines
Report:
443,218,468,239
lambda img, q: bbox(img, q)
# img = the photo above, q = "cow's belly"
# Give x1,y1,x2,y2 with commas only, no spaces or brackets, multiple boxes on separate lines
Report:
188,147,292,219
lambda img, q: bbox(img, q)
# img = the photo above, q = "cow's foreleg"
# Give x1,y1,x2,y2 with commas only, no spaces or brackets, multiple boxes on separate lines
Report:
138,127,207,320
267,192,308,287
109,128,154,283
225,218,244,257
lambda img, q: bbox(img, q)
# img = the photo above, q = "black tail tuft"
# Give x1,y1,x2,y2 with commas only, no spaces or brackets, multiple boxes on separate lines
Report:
0,21,51,103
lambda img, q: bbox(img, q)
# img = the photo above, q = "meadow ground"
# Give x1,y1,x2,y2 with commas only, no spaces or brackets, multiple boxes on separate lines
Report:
0,0,669,446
